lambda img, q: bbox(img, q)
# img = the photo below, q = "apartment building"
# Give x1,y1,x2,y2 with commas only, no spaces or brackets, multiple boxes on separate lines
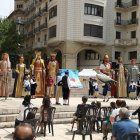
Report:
10,0,140,70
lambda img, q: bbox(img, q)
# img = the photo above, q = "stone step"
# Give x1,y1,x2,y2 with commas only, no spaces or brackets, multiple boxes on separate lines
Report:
0,118,72,128
0,112,75,122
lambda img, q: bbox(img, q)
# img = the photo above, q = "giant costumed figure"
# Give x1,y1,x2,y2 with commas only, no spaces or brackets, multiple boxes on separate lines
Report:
0,53,11,97
100,54,115,102
30,51,45,98
12,55,28,97
115,57,127,98
46,52,59,98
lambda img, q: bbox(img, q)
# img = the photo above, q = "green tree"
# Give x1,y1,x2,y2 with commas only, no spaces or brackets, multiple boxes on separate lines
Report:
0,18,26,68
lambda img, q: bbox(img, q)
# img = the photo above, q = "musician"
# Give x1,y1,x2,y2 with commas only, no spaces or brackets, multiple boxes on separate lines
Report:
115,57,127,98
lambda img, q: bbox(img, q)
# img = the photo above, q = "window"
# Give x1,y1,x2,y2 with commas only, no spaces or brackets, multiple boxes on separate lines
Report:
131,31,136,38
38,37,40,42
49,25,56,38
17,4,23,9
116,31,121,39
115,51,121,59
49,6,57,19
84,4,103,17
84,24,103,38
85,50,99,60
39,7,41,13
44,34,47,41
129,51,137,60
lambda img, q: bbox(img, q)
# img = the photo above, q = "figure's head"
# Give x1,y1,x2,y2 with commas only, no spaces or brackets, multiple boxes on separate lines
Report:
13,123,35,140
82,96,88,104
19,56,24,63
104,54,109,63
118,57,123,63
50,53,57,61
131,59,136,66
37,55,41,60
116,99,122,108
119,108,129,120
35,51,41,60
2,53,8,60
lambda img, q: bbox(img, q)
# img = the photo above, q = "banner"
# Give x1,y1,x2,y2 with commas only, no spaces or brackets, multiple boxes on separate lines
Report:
59,69,83,88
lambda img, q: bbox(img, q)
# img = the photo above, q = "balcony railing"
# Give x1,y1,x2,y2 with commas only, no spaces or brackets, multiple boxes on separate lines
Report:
34,12,42,19
41,7,48,14
34,27,41,33
29,2,35,10
24,7,29,14
14,19,24,24
28,30,34,36
115,0,139,9
114,18,138,26
24,46,33,53
40,23,48,30
35,0,42,5
23,20,29,26
114,38,137,46
28,15,35,23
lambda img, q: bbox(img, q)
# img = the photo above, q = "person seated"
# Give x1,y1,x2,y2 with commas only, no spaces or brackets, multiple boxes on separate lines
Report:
13,123,35,140
121,100,126,107
112,108,138,140
39,95,53,134
14,95,34,130
70,96,88,129
102,99,122,140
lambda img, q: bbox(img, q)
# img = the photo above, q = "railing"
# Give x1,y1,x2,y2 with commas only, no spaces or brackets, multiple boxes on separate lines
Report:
35,0,42,5
40,23,48,30
41,7,48,14
28,30,34,36
34,27,40,33
34,12,42,19
23,20,29,26
24,7,29,14
114,38,137,46
28,15,35,23
114,18,138,26
14,19,24,24
115,0,139,9
24,46,33,53
29,2,35,10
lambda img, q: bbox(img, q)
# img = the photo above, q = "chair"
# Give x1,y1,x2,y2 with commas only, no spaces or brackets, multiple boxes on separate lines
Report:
72,115,93,140
124,132,140,140
39,107,56,137
25,118,40,133
24,107,38,122
71,105,90,132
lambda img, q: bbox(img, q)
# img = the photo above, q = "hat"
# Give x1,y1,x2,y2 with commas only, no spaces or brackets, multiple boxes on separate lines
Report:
35,51,41,55
57,72,61,76
50,52,57,57
32,74,35,77
90,77,92,80
104,54,109,59
24,76,27,80
65,70,69,74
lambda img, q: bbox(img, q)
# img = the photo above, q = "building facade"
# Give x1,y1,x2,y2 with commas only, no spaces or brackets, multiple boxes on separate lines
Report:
10,0,140,71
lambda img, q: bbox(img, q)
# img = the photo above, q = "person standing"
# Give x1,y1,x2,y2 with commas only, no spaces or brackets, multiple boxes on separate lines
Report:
93,79,99,98
88,77,93,98
129,79,137,100
30,74,37,99
115,57,127,98
54,72,62,105
137,76,140,100
0,53,11,97
46,75,54,98
22,76,30,97
128,59,139,97
62,70,71,105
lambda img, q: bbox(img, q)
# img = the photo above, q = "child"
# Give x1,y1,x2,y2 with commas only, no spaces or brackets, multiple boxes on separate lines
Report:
22,76,30,96
46,75,54,98
88,77,94,98
129,79,137,100
93,79,99,98
30,74,37,99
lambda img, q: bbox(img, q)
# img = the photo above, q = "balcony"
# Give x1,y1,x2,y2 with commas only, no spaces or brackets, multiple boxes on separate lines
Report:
33,42,42,50
40,23,48,31
34,12,42,20
35,0,42,6
114,38,137,46
28,15,35,24
24,46,33,53
24,34,29,39
24,7,29,15
28,30,35,37
34,27,41,34
115,0,139,10
41,7,48,16
29,2,35,11
14,19,24,24
114,18,138,27
23,21,29,27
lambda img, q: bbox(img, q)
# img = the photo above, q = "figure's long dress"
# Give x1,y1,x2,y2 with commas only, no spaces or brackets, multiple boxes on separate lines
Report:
15,64,25,97
116,64,127,97
34,60,44,98
0,60,10,97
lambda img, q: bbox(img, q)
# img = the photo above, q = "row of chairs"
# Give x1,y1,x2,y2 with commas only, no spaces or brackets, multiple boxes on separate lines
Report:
23,107,56,137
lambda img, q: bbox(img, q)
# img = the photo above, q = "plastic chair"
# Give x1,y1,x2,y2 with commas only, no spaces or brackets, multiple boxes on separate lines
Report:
72,115,93,140
124,132,140,140
24,107,38,121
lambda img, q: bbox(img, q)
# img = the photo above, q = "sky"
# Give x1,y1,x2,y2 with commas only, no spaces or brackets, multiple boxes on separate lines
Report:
0,0,14,18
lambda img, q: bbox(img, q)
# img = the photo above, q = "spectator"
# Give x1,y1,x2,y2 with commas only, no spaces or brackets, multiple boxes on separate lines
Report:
13,123,35,140
39,96,52,134
14,95,34,129
46,75,54,97
102,99,122,140
91,100,97,107
121,100,126,107
132,106,140,127
70,96,88,129
112,108,138,140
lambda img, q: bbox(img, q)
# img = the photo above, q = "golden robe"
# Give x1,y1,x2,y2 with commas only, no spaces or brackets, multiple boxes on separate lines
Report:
116,64,127,97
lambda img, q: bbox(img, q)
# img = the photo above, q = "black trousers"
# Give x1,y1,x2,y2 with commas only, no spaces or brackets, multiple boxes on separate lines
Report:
89,88,93,96
63,87,69,99
137,88,140,96
15,118,23,128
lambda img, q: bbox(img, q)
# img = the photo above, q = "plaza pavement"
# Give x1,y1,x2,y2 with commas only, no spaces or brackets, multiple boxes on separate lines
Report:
0,97,140,140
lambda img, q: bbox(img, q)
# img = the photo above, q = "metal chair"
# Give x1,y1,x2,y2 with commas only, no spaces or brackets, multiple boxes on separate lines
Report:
72,115,93,140
124,132,140,140
24,107,38,122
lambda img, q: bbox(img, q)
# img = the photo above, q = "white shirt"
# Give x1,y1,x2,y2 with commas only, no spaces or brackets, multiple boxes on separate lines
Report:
100,63,111,70
30,79,36,84
17,104,34,121
55,75,62,85
129,82,137,88
111,108,121,118
93,82,98,89
67,76,71,89
23,79,30,87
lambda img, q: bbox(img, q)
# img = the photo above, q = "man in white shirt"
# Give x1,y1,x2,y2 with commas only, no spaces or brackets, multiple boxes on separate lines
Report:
102,99,122,140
